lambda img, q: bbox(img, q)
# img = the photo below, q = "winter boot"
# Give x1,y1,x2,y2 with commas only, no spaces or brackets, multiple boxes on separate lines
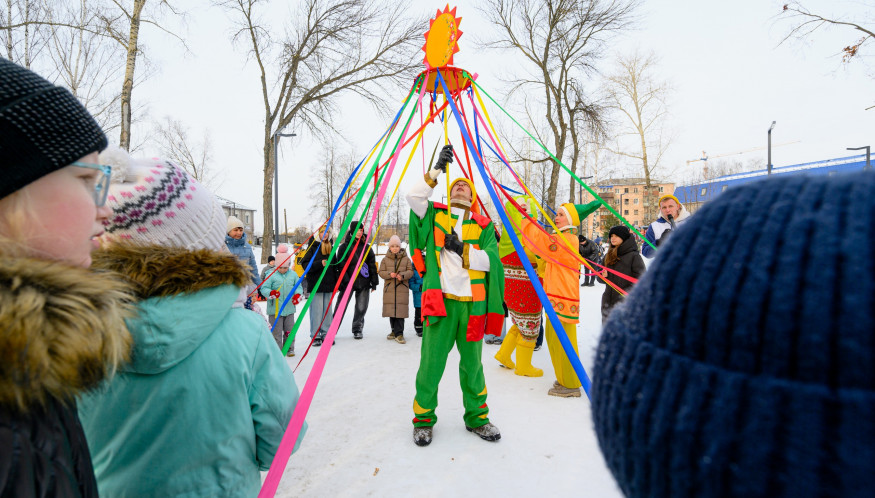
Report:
387,332,396,340
466,422,501,442
413,426,433,446
494,326,519,369
548,384,582,398
513,337,543,377
395,335,406,344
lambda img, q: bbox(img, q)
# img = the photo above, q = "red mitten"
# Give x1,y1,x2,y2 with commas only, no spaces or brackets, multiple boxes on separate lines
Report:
269,290,281,299
292,293,303,305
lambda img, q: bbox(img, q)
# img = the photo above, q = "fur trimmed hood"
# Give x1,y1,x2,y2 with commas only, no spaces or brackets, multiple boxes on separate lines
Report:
91,243,251,299
0,256,134,413
90,244,253,374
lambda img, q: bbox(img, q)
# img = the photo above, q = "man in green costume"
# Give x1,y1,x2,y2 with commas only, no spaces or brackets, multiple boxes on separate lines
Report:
406,145,505,447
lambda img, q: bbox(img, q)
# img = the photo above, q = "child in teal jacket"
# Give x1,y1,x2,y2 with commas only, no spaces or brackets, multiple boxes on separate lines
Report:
78,154,305,498
261,244,300,355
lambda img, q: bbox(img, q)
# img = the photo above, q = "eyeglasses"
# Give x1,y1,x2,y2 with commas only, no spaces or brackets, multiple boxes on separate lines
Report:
71,162,112,207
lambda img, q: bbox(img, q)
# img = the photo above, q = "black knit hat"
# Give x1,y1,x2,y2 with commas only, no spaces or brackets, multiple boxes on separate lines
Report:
592,172,875,497
608,225,631,242
0,58,108,199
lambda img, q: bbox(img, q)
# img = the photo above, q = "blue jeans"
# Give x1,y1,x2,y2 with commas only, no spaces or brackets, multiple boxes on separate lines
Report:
309,292,333,339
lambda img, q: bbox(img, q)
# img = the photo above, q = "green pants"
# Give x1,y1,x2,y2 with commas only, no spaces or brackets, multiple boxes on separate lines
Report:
413,299,490,428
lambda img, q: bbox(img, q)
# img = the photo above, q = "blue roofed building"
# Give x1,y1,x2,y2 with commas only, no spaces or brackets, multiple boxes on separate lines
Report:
675,153,872,214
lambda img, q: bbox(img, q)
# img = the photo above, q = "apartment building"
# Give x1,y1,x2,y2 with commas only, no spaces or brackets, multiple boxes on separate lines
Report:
586,178,675,237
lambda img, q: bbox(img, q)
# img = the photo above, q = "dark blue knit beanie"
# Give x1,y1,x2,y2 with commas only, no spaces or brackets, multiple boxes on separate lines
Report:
0,58,107,199
592,171,875,498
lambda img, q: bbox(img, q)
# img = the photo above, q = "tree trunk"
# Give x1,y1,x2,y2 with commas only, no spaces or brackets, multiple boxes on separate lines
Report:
260,132,275,262
119,0,145,151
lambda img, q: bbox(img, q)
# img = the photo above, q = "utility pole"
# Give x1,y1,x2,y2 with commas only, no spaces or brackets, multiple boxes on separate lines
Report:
767,121,776,175
283,209,288,244
847,146,871,171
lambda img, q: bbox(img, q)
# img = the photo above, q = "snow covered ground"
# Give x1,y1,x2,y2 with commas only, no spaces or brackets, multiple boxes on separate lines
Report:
255,247,624,497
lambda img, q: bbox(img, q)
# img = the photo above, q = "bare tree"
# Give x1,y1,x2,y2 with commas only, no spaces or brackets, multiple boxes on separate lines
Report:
2,0,52,67
310,145,363,225
153,117,223,188
605,50,672,222
480,0,637,210
45,0,125,132
218,0,424,262
96,0,186,150
779,2,874,65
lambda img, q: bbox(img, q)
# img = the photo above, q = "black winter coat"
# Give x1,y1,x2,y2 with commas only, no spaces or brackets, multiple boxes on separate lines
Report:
601,236,646,309
301,239,339,293
1,400,98,498
578,238,600,262
336,234,379,292
0,255,133,498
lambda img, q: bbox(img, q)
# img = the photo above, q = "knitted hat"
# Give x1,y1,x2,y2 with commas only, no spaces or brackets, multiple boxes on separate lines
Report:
275,244,292,267
388,234,402,247
608,225,631,242
449,177,477,207
0,59,108,200
592,172,875,498
98,148,226,251
658,193,681,206
226,215,245,235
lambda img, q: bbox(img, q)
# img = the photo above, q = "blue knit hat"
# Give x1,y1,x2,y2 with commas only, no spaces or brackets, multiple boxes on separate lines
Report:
592,171,875,497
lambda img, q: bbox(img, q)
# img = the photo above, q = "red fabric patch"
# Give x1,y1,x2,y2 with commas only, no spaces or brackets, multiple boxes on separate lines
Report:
413,417,433,423
422,289,447,318
485,312,504,337
466,314,486,342
479,403,487,409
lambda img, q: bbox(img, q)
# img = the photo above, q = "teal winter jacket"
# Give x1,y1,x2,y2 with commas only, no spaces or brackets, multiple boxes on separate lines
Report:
260,268,298,317
79,245,306,498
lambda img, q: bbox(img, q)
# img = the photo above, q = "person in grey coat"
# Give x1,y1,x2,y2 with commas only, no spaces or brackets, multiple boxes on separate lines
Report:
225,215,259,285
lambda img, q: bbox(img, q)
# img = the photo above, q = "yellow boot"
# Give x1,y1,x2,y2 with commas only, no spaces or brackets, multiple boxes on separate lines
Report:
494,326,519,369
514,336,543,377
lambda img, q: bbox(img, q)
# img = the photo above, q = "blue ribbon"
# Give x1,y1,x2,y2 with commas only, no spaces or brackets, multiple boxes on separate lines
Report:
436,69,592,399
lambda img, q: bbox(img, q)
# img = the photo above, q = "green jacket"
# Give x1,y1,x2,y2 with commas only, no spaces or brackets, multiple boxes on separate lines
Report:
80,245,306,498
261,268,298,317
409,201,505,341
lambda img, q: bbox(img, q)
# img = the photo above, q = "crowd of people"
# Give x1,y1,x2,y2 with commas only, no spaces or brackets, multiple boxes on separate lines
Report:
3,58,870,498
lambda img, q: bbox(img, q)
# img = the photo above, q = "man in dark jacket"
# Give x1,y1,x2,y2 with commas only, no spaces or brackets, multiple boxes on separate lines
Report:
578,235,600,287
334,222,379,339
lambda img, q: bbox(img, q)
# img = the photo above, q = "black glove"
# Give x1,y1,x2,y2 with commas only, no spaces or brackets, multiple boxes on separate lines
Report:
655,229,672,246
430,144,454,177
443,231,464,256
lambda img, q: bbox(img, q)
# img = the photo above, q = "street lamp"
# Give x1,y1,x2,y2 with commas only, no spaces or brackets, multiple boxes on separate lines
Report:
273,126,296,251
847,145,871,171
767,121,776,175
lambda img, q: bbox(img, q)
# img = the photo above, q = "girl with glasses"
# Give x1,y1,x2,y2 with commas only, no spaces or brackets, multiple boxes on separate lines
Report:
0,59,132,497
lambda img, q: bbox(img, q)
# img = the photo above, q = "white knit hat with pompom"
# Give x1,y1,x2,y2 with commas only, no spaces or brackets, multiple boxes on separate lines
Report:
98,146,226,251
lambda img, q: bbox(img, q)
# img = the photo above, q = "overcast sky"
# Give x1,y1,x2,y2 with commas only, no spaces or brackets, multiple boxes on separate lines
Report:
133,0,873,234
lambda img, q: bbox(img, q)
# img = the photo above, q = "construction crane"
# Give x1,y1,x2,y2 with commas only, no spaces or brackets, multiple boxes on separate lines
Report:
687,141,801,166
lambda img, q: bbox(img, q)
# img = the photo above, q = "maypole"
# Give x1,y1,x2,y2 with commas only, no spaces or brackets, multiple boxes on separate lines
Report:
257,4,653,494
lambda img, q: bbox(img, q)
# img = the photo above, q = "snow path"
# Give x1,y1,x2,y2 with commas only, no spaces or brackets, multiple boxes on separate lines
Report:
255,248,623,497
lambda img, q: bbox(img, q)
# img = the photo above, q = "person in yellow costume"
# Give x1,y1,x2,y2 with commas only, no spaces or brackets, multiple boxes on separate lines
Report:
520,200,599,397
494,196,546,377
